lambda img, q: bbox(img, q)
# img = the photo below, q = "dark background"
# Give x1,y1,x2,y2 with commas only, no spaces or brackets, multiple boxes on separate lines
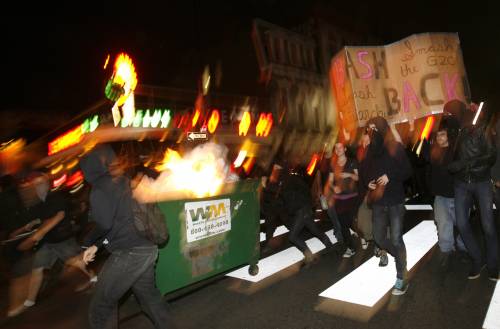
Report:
1,1,498,140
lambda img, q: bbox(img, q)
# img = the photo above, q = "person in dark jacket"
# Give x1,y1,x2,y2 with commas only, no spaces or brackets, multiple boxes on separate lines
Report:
359,116,412,295
7,173,96,317
489,111,500,217
80,145,175,329
280,159,333,264
425,117,466,266
446,100,498,281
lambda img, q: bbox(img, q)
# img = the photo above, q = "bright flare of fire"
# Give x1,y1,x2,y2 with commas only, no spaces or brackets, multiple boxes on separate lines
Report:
136,143,234,201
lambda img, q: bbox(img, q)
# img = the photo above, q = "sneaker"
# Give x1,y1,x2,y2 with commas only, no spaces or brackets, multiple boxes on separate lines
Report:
361,238,368,250
342,248,356,258
439,251,452,268
75,276,98,292
392,278,409,296
379,252,388,267
468,264,485,280
488,269,499,282
303,250,318,266
7,300,35,317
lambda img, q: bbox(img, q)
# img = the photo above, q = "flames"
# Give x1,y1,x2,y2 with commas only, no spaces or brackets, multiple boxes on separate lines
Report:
134,143,236,202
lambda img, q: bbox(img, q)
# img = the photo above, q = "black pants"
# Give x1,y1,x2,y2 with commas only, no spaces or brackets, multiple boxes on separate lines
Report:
263,206,287,243
89,246,175,329
335,197,359,250
289,206,332,252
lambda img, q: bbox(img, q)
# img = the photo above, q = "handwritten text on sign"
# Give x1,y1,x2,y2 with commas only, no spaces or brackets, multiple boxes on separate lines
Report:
330,33,470,129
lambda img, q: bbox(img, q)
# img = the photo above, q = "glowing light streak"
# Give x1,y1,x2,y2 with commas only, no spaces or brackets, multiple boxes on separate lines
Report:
112,53,138,107
207,109,220,134
233,150,247,168
103,54,110,69
48,125,84,155
307,154,319,176
50,164,64,175
420,116,435,140
66,170,83,187
52,174,67,188
256,113,273,137
239,112,251,136
472,101,484,125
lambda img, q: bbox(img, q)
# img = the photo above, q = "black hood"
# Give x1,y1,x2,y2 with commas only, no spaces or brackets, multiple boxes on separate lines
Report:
443,99,476,128
366,116,390,137
80,145,116,184
366,116,391,157
438,116,461,141
368,129,385,157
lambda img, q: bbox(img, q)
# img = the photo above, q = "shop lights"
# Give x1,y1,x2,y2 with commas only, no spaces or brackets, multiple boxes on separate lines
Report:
239,112,251,136
207,109,220,134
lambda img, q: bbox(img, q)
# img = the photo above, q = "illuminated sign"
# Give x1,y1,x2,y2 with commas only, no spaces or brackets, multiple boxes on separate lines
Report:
105,53,138,127
66,170,83,187
255,112,273,137
239,112,251,136
48,116,99,155
123,109,171,129
48,126,84,156
82,115,99,133
52,174,67,188
207,109,220,134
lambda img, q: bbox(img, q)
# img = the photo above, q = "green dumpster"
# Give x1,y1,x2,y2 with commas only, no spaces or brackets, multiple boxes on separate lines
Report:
155,179,261,295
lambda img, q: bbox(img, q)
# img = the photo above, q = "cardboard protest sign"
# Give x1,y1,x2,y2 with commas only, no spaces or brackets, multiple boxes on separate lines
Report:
330,33,470,130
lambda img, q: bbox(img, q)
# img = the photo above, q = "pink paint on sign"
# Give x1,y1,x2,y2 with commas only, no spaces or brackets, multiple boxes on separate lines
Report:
402,80,421,113
357,51,373,79
443,72,459,101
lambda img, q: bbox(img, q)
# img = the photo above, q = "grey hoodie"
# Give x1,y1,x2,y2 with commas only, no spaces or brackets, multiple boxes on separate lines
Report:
80,145,151,251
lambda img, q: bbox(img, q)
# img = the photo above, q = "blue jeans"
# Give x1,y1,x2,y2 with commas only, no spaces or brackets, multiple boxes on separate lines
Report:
433,196,466,253
454,180,498,272
89,246,175,329
373,204,407,279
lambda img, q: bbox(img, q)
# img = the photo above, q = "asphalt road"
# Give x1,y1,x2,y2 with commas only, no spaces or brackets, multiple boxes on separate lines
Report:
1,208,498,329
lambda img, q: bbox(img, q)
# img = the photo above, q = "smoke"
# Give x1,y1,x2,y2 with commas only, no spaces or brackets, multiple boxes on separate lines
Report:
133,142,238,202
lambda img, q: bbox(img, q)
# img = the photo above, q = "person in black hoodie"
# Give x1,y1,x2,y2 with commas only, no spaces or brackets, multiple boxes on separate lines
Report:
424,116,466,267
80,145,175,329
446,100,498,281
280,157,333,264
359,116,412,295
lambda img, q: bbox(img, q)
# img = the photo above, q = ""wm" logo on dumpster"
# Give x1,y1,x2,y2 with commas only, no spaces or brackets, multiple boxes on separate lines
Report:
189,203,227,222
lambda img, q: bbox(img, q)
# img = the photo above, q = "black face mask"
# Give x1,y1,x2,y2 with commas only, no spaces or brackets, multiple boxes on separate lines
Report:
368,130,384,157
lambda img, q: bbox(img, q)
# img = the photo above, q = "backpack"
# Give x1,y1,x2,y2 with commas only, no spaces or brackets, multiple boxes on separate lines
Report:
131,199,169,245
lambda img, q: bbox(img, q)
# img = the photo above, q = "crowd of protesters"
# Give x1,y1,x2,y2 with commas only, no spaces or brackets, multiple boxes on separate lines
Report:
261,99,499,296
0,99,498,327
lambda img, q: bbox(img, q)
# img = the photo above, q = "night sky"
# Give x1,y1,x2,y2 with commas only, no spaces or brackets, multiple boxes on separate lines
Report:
1,1,498,140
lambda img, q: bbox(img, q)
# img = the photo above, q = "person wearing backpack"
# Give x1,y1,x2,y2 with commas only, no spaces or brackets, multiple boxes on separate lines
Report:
80,145,175,329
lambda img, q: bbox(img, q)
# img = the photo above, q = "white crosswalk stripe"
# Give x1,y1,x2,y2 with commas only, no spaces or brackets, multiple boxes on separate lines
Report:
226,230,337,282
483,282,500,329
318,220,437,307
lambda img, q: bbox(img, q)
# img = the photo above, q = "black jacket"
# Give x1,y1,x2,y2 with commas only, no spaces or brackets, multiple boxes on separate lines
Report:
80,145,152,251
449,124,496,183
359,139,412,206
280,170,312,215
427,145,455,198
